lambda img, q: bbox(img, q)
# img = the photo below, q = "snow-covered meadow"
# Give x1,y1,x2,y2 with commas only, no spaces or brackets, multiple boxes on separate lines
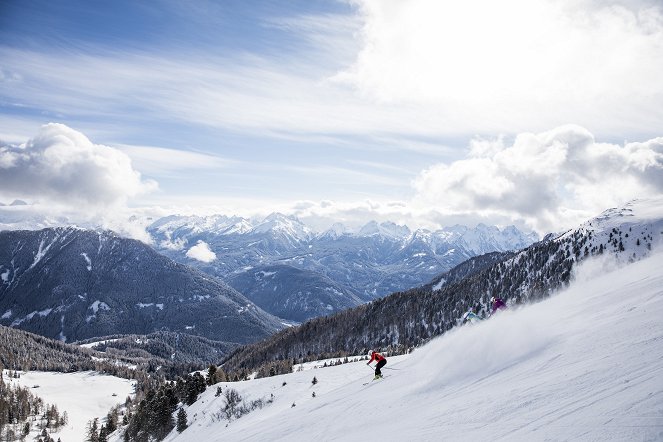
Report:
5,370,135,441
165,251,663,441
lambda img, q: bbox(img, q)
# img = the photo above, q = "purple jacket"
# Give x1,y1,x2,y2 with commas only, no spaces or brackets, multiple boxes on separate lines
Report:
492,298,507,313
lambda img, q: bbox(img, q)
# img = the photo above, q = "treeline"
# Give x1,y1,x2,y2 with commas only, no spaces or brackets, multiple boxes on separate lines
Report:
84,404,123,442
0,371,67,442
0,326,219,382
77,331,236,366
123,373,207,441
120,361,290,441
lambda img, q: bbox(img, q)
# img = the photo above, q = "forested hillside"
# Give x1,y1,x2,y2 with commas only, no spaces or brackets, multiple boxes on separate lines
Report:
79,331,236,366
0,227,282,343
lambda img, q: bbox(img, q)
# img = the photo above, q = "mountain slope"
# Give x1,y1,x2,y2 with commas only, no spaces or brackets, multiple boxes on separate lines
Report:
427,250,513,292
164,249,663,441
0,227,282,343
227,264,364,322
220,198,663,372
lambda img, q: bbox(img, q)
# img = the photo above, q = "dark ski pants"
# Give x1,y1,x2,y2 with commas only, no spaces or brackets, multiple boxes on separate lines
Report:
375,359,386,376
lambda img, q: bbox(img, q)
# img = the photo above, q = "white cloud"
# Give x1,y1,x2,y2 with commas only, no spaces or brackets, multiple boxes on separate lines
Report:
2,1,659,145
338,0,663,134
116,144,233,177
412,125,663,233
0,1,657,174
0,123,157,206
186,241,217,263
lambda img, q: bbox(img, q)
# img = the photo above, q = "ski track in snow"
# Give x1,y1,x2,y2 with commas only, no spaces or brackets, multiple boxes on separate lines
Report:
162,251,663,442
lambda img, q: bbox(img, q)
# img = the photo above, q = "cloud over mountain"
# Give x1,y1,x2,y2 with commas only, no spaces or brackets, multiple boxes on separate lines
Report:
0,123,157,205
413,125,663,232
186,240,217,263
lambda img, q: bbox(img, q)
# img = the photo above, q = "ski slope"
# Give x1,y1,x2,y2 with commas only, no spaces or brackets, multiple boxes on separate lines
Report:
165,251,663,441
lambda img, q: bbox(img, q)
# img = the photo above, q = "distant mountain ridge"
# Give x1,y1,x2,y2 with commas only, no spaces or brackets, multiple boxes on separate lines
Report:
0,227,283,344
0,210,538,322
227,264,364,322
148,214,538,315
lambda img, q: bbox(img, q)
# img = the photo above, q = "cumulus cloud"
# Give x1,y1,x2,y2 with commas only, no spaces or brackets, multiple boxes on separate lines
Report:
0,123,157,206
338,0,663,134
186,241,217,263
412,125,663,233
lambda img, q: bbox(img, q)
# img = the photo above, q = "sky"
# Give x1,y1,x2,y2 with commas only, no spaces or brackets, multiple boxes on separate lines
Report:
1,0,662,236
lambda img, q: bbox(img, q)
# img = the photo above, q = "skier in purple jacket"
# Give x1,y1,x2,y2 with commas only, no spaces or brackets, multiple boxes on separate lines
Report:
491,296,507,314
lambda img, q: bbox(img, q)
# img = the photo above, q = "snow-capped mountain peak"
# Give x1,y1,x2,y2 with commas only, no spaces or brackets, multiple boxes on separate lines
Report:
357,220,411,240
251,213,312,242
319,222,349,239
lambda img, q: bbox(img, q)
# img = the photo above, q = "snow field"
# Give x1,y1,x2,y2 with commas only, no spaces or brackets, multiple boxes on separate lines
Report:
6,370,135,442
166,251,663,441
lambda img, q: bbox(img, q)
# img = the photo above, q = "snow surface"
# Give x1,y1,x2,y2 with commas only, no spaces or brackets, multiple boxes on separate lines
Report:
79,338,120,349
27,236,56,271
164,251,663,442
11,308,53,326
81,252,92,271
432,277,446,291
5,370,135,442
89,300,110,314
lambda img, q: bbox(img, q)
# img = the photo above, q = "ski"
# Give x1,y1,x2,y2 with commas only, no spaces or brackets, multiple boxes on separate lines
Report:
362,375,388,386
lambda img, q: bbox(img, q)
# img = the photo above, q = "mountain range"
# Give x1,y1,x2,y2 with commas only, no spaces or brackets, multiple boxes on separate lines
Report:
148,214,538,320
0,227,282,344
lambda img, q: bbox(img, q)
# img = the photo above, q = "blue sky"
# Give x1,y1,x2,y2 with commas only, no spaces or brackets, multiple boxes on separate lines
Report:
1,0,662,234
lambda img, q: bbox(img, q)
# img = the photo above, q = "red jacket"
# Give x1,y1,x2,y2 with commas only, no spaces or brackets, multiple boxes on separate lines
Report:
368,352,385,364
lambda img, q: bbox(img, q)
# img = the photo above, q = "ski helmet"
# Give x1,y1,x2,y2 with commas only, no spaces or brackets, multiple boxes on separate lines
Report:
367,350,374,357
490,296,495,303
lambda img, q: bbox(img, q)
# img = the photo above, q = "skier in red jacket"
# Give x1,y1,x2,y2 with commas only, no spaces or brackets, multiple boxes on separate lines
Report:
367,350,387,379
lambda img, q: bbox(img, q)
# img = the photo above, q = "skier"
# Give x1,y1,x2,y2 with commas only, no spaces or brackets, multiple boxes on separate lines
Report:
491,296,507,314
366,350,387,379
462,311,483,324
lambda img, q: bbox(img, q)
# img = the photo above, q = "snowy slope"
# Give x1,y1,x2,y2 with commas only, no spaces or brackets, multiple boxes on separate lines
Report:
6,370,134,442
163,251,663,442
556,196,663,261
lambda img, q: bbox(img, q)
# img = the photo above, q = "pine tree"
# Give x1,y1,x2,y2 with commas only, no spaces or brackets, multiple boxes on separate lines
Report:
87,418,99,442
206,365,217,386
176,408,188,433
98,425,108,442
106,409,118,433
